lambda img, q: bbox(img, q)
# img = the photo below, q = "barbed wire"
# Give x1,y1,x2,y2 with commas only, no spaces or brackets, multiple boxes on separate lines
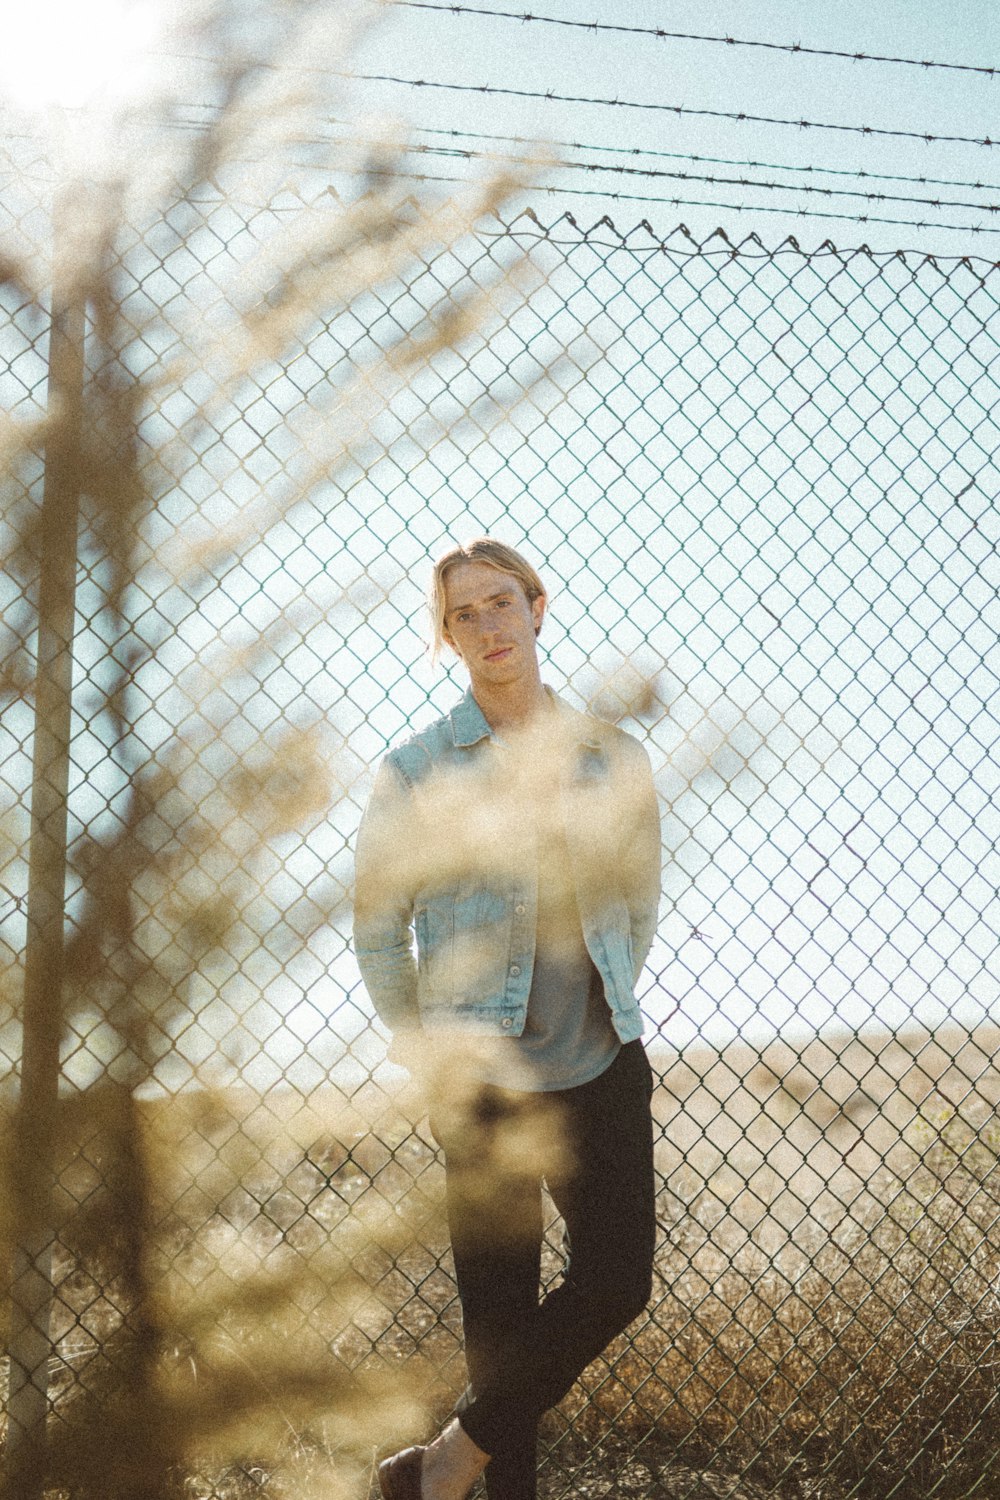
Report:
162,103,1000,196
414,124,1000,198
393,2,1000,80
370,136,1000,216
154,103,1000,237
350,160,1000,239
140,50,1000,155
163,103,1000,222
344,72,999,149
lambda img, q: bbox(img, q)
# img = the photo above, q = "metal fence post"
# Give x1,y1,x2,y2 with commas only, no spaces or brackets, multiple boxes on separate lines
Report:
5,184,86,1500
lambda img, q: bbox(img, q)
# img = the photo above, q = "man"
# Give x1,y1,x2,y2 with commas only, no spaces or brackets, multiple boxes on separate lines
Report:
354,538,661,1500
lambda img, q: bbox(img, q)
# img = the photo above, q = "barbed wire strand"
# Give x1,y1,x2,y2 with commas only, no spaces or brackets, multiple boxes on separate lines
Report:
344,72,999,150
359,136,1000,216
349,161,999,238
413,123,1000,198
166,104,1000,225
26,106,989,248
167,102,1000,196
393,2,1000,80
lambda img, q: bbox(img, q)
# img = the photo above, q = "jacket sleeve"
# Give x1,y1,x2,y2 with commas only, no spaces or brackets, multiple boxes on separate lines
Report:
352,755,422,1042
622,739,661,980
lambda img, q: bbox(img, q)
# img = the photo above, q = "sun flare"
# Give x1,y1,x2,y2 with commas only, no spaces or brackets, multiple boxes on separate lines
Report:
1,0,163,111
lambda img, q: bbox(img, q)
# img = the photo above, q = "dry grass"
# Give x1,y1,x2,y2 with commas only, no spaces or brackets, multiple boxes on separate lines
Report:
23,1024,1000,1500
565,1025,1000,1499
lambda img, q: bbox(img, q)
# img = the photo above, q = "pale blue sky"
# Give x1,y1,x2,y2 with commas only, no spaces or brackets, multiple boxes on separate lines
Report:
347,0,1000,256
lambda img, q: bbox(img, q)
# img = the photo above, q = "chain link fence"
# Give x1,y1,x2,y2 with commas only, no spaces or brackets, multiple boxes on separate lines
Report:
2,168,1000,1499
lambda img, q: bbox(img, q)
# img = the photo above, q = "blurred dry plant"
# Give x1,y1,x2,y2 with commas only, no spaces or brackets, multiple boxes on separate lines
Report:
0,1,543,1495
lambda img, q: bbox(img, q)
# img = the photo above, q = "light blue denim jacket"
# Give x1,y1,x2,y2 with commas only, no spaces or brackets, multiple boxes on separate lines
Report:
353,688,661,1055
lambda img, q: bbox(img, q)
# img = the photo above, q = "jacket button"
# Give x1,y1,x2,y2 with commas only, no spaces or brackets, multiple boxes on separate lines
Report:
509,964,521,976
515,904,525,915
501,1017,513,1028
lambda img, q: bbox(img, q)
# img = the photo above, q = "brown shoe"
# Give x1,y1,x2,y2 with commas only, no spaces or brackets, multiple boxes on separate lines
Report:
377,1445,426,1500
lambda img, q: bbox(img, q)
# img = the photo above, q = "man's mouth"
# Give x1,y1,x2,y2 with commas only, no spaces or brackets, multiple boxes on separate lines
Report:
484,646,513,661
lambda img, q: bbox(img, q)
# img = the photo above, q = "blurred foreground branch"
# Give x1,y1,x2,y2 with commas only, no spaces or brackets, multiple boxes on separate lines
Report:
0,2,541,1495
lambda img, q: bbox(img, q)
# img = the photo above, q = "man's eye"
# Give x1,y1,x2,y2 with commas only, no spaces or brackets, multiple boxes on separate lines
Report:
496,598,510,608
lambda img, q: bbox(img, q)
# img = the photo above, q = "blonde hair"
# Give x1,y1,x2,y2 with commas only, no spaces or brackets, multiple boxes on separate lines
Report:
428,538,546,662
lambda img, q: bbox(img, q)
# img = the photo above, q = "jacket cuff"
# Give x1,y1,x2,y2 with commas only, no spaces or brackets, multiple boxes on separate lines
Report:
386,1025,424,1071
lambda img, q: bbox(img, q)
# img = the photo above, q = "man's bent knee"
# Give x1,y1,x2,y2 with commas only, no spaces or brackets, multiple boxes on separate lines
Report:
568,1266,652,1340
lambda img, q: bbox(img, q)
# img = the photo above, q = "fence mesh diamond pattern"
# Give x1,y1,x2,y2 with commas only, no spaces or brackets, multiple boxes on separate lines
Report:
1,188,999,1500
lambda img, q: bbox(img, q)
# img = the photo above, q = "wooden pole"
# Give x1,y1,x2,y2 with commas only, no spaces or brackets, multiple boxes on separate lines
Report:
5,183,85,1500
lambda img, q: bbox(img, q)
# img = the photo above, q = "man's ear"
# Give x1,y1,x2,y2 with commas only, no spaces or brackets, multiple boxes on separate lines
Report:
442,629,461,659
531,592,546,637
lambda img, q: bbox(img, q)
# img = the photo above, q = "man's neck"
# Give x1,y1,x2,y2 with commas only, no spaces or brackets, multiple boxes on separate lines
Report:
472,676,550,735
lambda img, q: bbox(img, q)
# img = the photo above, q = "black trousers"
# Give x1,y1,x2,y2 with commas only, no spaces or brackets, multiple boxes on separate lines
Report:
431,1039,656,1500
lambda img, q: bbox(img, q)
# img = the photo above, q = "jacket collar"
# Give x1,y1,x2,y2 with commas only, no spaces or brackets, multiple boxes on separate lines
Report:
449,689,493,747
448,686,602,752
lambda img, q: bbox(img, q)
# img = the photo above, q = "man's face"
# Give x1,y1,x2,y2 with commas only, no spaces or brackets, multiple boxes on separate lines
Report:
442,560,545,692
